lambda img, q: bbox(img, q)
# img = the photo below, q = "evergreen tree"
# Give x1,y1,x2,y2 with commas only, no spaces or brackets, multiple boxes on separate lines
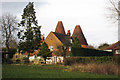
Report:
38,42,52,61
17,2,41,56
71,37,81,56
72,37,81,48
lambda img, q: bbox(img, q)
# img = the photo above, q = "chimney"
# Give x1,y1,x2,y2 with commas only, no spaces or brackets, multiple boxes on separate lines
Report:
41,35,45,42
55,21,66,34
67,30,71,36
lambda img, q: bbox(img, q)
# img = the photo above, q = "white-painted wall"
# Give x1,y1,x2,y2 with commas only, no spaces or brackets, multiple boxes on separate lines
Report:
46,56,64,64
115,50,120,54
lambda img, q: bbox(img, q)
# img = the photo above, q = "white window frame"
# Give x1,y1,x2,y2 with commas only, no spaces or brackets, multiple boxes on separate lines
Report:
49,46,53,51
70,39,72,43
69,47,71,51
116,50,120,54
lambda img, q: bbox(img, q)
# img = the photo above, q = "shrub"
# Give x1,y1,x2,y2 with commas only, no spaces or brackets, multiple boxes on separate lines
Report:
68,63,118,75
16,59,20,64
2,47,17,58
9,48,17,58
64,56,118,65
22,57,29,64
85,63,118,75
2,47,7,52
71,47,113,56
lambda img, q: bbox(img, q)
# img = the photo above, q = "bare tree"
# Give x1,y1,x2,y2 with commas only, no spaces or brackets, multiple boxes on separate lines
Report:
98,43,110,50
88,44,96,49
0,13,18,52
108,0,120,21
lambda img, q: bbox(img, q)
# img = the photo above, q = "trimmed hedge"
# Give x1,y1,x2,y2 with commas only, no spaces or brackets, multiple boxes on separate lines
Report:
64,56,119,65
71,47,113,56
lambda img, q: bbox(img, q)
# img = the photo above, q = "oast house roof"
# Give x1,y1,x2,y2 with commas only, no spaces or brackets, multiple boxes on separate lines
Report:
55,21,66,35
72,25,88,45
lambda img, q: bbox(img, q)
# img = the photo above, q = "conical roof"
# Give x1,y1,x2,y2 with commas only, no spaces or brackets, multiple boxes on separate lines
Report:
55,21,66,34
72,25,88,45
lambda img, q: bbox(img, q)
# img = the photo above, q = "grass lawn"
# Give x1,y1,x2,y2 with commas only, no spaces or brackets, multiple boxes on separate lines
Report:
2,64,118,78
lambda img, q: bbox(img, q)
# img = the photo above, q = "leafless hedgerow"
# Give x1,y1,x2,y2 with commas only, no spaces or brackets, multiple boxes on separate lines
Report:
66,63,119,75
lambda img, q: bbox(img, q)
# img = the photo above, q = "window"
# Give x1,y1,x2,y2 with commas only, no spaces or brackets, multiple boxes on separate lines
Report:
64,46,66,50
49,46,53,51
69,47,71,51
70,39,72,43
116,50,120,54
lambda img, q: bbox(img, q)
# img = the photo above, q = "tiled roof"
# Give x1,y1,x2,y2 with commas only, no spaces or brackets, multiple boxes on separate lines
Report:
72,25,88,45
115,46,120,50
106,41,120,50
55,21,66,35
52,32,71,46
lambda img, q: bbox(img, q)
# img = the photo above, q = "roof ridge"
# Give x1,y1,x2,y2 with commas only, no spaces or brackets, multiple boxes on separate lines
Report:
53,32,69,36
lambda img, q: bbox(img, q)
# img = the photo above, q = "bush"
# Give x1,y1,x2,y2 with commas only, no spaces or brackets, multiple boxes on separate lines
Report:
71,47,113,57
82,63,118,75
16,59,20,64
22,57,29,64
2,47,7,52
9,48,17,58
64,56,118,65
69,63,118,75
2,47,17,58
2,48,17,64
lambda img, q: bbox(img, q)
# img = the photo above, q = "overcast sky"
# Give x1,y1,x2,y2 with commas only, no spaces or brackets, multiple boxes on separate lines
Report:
1,0,118,47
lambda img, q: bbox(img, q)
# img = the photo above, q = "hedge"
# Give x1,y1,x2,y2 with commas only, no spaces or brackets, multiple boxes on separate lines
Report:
64,56,119,65
71,47,113,57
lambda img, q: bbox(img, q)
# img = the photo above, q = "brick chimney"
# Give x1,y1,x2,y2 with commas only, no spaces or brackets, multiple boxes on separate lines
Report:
55,21,66,34
67,30,71,36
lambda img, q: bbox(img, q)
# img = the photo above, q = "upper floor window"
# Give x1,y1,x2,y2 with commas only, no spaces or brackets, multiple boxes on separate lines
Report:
69,47,71,51
70,39,72,43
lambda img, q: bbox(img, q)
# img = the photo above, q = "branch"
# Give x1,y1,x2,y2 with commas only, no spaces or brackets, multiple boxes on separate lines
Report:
109,0,120,16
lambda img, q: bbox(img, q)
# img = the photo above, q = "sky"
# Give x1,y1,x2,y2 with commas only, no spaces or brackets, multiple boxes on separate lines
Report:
0,0,118,47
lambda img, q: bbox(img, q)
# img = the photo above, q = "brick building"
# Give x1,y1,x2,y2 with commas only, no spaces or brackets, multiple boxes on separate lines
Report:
45,21,88,56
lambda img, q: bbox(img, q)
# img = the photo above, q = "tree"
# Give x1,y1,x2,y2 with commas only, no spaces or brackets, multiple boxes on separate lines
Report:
72,37,81,48
9,39,18,48
17,2,41,55
38,42,52,62
55,46,67,56
108,0,120,21
98,43,110,50
0,13,18,52
88,44,95,49
71,37,82,56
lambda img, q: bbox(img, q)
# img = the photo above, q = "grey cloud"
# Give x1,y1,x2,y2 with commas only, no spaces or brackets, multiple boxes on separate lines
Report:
2,2,48,14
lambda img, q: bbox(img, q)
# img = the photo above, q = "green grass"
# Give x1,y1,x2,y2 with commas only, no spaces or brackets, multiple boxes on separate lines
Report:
2,64,118,78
